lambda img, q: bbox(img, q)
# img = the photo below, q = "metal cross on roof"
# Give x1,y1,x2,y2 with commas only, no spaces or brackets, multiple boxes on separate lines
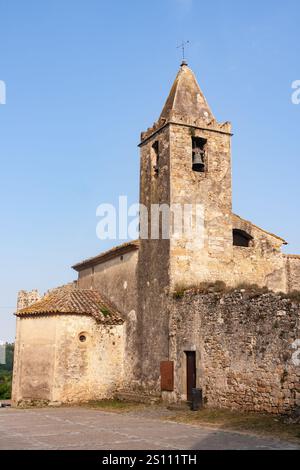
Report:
177,40,190,65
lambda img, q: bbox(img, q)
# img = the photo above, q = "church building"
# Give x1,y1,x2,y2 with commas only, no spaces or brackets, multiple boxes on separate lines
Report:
12,62,300,414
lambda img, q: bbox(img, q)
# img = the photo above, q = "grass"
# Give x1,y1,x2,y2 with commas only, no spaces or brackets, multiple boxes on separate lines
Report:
173,281,229,299
172,281,272,300
82,401,300,443
84,399,146,413
236,283,270,296
172,282,300,304
278,290,300,303
100,307,111,317
168,408,300,443
83,400,300,443
173,283,187,299
15,395,300,444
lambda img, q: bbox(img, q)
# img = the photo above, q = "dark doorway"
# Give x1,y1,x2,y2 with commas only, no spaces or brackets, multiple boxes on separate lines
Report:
185,351,196,402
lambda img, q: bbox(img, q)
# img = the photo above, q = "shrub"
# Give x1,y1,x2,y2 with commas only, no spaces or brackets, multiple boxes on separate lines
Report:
173,283,187,299
283,291,300,303
0,371,12,400
173,280,229,298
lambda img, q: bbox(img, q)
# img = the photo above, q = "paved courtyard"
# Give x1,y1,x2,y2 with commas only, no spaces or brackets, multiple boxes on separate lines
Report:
0,407,299,450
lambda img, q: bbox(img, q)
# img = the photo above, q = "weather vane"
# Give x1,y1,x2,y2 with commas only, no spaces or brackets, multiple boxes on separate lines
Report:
177,40,190,65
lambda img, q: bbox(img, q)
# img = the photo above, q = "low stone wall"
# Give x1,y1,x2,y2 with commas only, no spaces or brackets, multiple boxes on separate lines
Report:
170,289,300,414
17,290,40,311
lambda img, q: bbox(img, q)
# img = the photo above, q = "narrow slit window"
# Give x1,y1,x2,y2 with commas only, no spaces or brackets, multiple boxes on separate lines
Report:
192,137,207,173
152,141,159,175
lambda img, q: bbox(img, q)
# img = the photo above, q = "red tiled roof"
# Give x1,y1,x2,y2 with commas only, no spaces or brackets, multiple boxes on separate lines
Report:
16,288,124,325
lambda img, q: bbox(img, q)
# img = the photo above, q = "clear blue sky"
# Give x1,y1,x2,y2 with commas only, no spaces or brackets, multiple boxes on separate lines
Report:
0,0,299,341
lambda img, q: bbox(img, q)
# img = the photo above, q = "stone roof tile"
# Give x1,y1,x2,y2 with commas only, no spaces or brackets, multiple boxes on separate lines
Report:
159,64,214,122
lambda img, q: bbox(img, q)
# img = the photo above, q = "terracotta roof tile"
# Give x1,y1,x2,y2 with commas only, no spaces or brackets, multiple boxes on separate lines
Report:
16,288,124,325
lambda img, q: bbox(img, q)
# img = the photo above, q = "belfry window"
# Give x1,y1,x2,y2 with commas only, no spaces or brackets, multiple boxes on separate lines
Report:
233,229,253,247
192,137,207,172
152,141,159,175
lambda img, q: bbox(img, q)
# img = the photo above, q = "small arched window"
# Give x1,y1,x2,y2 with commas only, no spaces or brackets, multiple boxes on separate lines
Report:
233,229,253,247
192,137,207,172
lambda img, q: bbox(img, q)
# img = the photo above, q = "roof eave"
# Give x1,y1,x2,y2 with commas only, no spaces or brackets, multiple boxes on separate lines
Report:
72,241,139,272
233,213,288,245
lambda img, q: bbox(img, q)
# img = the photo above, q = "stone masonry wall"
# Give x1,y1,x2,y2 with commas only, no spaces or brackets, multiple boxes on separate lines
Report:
17,290,41,311
285,255,300,293
169,289,300,414
169,123,233,289
231,216,287,292
17,283,77,312
166,123,289,293
137,125,171,392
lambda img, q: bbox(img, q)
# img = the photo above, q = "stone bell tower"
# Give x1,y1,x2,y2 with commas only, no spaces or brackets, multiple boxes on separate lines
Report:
137,62,233,391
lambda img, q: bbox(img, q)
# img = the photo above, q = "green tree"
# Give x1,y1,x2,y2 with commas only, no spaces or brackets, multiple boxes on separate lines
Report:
0,343,14,372
0,371,12,399
0,343,14,399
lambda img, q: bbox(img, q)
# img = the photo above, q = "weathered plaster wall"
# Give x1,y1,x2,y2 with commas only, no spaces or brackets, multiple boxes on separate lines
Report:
12,316,57,403
169,290,300,414
12,315,124,405
53,315,124,402
77,251,138,317
77,251,138,388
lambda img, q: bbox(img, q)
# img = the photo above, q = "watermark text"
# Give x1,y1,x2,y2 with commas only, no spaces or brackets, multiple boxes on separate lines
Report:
291,80,300,105
96,197,204,242
0,81,6,105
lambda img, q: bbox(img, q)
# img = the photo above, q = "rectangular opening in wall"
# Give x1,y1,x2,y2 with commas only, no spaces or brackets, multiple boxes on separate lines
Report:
152,141,159,176
233,229,253,247
185,351,196,402
192,137,206,173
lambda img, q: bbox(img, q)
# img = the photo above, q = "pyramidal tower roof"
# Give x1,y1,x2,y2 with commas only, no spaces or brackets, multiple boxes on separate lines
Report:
159,63,214,122
140,63,232,144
